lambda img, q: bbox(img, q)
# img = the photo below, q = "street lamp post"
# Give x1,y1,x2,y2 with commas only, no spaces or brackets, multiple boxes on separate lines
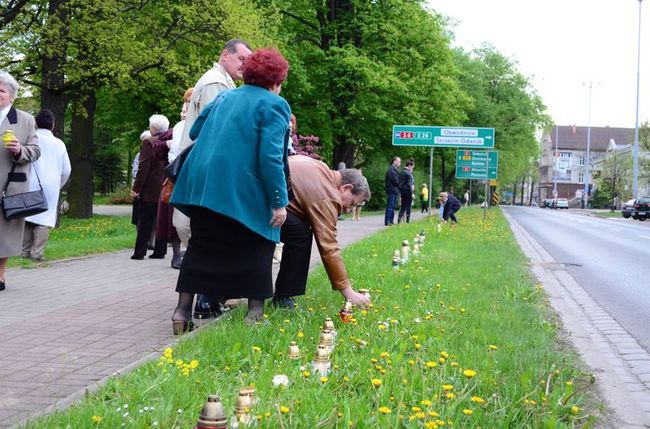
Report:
553,125,559,198
632,0,643,198
584,82,595,208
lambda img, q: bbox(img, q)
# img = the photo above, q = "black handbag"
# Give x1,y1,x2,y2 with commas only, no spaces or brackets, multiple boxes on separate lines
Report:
164,143,193,184
1,163,49,220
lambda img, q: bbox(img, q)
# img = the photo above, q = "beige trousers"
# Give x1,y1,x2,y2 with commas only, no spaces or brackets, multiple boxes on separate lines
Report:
172,208,192,247
22,222,50,259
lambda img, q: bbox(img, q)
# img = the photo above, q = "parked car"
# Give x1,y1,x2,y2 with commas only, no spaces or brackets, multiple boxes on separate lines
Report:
622,198,636,219
633,196,650,221
555,198,569,209
540,198,553,208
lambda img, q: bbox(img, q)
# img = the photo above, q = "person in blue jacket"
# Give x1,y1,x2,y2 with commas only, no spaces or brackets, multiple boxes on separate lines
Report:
169,48,291,331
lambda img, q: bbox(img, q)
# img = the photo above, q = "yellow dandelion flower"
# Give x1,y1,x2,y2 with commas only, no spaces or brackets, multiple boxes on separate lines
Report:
440,351,449,359
436,419,445,426
361,309,368,316
570,405,580,415
488,344,497,351
421,399,432,407
428,411,439,417
416,411,426,419
425,361,437,369
411,406,421,412
462,409,473,415
415,343,422,350
91,415,102,424
371,378,382,388
189,360,199,369
442,384,454,391
252,346,262,353
425,421,438,429
264,412,272,417
303,371,310,378
378,324,387,331
470,396,485,404
380,352,389,358
280,405,290,414
378,406,392,414
445,392,455,399
450,362,458,367
343,375,350,382
163,347,173,356
320,376,329,383
438,357,446,364
297,331,304,338
463,369,477,378
408,359,416,365
279,328,285,333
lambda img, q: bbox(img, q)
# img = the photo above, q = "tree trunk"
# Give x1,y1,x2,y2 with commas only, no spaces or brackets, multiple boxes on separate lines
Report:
40,0,69,140
67,91,96,218
512,182,517,205
529,180,535,206
333,140,355,169
520,176,526,205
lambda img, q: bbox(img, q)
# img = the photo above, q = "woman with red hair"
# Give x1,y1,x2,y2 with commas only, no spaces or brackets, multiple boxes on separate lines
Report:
170,48,292,330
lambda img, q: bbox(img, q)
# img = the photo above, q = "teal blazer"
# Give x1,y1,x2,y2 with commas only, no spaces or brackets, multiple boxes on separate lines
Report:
171,84,291,242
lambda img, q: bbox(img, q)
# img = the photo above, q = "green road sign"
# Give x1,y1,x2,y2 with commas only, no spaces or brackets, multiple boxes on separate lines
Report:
392,125,495,148
455,150,498,179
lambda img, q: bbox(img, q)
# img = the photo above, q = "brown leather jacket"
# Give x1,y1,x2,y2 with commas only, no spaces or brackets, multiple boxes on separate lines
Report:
287,156,348,290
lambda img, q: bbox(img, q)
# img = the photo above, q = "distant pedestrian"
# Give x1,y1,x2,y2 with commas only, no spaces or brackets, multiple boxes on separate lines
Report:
384,157,401,226
398,159,414,223
463,189,470,207
440,192,461,225
22,109,71,262
420,183,428,213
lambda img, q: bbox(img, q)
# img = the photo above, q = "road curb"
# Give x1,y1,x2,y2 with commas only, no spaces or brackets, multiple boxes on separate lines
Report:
504,210,650,427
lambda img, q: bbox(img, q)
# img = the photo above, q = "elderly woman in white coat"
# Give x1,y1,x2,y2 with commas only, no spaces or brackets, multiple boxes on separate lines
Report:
0,71,40,292
22,109,71,262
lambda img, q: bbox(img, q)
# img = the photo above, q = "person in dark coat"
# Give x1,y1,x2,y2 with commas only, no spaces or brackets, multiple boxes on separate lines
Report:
439,191,461,224
397,159,414,223
383,156,400,226
130,114,169,260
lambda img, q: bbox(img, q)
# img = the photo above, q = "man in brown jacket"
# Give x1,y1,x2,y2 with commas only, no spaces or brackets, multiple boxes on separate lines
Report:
272,155,372,308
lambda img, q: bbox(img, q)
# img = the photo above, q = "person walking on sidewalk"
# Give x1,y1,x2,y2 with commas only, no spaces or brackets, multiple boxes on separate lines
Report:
272,155,372,309
0,71,40,292
397,159,414,223
22,109,71,262
384,156,400,226
170,48,291,330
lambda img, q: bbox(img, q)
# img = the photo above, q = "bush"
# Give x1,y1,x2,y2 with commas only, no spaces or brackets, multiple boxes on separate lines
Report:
107,186,134,205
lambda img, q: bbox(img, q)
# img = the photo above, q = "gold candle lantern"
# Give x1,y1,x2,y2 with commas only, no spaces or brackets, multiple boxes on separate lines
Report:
392,250,400,268
195,395,228,429
239,386,257,405
339,300,353,323
319,329,335,352
401,240,410,262
323,318,337,339
311,344,332,376
233,391,253,426
288,341,301,360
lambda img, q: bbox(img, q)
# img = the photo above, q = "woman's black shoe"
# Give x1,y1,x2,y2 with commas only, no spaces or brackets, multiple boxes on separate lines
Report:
0,280,5,292
149,253,165,259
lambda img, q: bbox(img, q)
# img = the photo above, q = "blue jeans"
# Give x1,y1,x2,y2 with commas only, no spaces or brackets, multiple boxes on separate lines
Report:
384,193,398,225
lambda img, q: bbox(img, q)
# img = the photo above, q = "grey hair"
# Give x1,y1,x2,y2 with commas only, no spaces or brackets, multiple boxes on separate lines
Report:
148,114,169,133
340,168,371,202
140,130,152,141
0,71,19,98
224,39,252,54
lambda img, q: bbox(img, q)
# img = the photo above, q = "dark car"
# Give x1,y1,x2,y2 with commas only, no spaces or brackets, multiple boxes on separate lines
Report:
634,196,650,221
622,199,636,218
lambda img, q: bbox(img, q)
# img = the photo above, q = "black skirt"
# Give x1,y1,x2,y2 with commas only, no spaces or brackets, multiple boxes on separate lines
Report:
175,206,275,299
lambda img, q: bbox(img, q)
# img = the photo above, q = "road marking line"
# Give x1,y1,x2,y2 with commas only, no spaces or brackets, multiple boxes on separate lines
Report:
610,228,620,232
640,235,650,240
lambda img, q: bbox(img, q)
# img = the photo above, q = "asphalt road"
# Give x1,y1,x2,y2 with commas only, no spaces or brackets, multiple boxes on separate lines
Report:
503,206,650,353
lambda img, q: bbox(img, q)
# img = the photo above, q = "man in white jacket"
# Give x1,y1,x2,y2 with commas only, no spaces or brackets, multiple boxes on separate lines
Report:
22,109,71,262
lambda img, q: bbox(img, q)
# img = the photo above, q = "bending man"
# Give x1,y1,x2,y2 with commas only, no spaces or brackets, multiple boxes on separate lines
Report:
272,155,372,309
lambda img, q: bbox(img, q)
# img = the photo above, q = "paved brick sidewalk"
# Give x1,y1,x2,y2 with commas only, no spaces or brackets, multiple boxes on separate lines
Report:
0,212,425,428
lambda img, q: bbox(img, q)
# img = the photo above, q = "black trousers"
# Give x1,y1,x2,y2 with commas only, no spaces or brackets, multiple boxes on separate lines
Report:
133,201,157,257
398,192,412,223
275,211,313,298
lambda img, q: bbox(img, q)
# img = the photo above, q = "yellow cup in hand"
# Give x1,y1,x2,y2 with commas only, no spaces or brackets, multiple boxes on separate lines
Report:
3,130,15,148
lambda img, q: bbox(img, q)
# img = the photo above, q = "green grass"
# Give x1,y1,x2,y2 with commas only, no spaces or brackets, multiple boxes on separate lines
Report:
23,208,599,428
591,211,624,219
8,215,134,267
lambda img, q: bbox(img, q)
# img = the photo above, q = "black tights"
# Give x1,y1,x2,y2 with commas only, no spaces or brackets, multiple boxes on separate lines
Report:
172,293,264,321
